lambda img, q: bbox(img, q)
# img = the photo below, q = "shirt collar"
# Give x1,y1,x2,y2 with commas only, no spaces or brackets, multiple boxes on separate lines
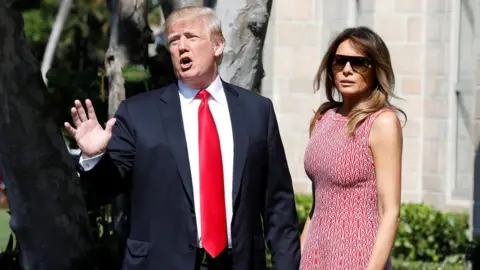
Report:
178,75,226,105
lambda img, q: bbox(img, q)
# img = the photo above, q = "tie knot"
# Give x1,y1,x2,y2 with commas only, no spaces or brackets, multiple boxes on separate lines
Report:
196,89,210,100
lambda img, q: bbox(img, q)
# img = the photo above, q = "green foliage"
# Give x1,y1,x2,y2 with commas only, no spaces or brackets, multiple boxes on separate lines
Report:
122,64,152,83
0,211,21,269
393,203,471,263
0,211,10,251
294,193,313,229
23,0,110,63
391,258,470,270
22,1,55,44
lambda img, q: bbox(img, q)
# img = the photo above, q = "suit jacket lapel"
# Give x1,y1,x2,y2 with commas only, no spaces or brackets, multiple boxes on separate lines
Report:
223,82,249,207
157,83,194,206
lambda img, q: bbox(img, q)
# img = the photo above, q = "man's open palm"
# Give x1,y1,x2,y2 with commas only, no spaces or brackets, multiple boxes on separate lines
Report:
64,99,116,158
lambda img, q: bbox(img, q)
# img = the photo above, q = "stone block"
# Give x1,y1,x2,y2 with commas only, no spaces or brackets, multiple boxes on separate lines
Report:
273,46,294,77
422,141,447,174
425,44,448,75
407,16,424,42
292,46,324,79
275,22,321,47
276,0,318,21
401,95,423,118
395,0,425,13
402,76,422,95
374,15,408,42
402,118,421,137
375,0,394,12
401,191,422,203
423,119,448,141
402,172,421,191
422,191,445,209
424,96,449,118
423,174,445,193
388,44,422,74
403,138,421,171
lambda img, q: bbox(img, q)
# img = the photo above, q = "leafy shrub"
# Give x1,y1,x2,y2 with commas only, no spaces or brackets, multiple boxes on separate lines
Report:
393,203,471,262
392,258,470,270
294,193,313,230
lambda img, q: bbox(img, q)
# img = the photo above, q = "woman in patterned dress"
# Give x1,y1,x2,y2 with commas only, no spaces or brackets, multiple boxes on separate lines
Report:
299,27,405,270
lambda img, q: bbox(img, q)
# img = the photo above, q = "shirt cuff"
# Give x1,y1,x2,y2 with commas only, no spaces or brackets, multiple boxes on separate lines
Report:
78,152,105,171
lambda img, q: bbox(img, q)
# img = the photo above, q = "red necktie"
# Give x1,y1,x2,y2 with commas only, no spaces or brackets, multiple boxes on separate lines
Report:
197,90,227,258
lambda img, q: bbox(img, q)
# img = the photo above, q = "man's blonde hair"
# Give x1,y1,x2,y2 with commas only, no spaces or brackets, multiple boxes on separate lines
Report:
165,6,225,45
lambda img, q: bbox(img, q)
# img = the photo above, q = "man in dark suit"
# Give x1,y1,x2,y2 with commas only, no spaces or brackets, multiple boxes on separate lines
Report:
65,6,300,270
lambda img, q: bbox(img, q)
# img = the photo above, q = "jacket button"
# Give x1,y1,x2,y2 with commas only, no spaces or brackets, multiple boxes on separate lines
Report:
188,244,194,250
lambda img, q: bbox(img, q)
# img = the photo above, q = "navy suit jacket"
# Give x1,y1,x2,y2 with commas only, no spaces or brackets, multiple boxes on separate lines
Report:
79,81,301,270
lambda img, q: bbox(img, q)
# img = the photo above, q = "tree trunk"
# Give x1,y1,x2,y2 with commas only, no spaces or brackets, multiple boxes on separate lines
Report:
0,2,94,270
216,0,273,93
105,0,151,118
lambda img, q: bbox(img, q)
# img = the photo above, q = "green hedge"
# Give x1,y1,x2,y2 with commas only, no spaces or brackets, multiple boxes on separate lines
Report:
294,193,313,230
391,258,470,270
393,203,470,262
274,194,474,268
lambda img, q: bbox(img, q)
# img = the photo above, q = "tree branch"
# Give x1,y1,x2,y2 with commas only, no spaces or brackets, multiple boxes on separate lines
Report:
41,0,73,85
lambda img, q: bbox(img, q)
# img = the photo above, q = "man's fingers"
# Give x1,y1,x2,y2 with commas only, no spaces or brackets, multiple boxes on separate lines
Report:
85,99,97,121
74,100,88,122
71,107,82,128
64,122,76,136
105,118,117,134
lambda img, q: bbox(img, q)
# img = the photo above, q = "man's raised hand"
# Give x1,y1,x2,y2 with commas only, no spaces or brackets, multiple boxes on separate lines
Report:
64,99,116,159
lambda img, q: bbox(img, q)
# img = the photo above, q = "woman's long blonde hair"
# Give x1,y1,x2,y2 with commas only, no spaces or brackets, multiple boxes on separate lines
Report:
309,26,406,136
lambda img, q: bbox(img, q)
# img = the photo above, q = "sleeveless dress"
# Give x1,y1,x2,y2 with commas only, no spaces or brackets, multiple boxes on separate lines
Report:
300,108,393,270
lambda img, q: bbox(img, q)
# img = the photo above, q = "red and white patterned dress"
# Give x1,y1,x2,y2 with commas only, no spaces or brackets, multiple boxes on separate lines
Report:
300,108,392,270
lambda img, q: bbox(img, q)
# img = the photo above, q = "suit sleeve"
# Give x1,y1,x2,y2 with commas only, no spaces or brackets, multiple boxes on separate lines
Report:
78,101,136,207
262,99,301,270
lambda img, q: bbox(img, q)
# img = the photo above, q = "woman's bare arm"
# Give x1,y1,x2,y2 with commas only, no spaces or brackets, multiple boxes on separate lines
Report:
367,111,402,270
300,183,315,251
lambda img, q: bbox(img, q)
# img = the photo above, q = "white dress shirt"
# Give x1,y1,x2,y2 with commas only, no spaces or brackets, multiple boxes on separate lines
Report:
79,75,234,248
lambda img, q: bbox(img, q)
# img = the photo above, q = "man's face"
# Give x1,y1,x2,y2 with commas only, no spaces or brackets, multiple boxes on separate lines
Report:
167,17,224,88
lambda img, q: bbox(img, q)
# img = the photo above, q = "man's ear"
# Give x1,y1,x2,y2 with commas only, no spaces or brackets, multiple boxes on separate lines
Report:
213,38,225,58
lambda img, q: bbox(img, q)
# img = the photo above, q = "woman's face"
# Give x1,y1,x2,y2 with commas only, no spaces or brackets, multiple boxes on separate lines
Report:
332,39,375,98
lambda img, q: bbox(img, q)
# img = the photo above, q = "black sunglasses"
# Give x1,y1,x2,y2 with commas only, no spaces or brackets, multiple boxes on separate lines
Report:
332,54,371,73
